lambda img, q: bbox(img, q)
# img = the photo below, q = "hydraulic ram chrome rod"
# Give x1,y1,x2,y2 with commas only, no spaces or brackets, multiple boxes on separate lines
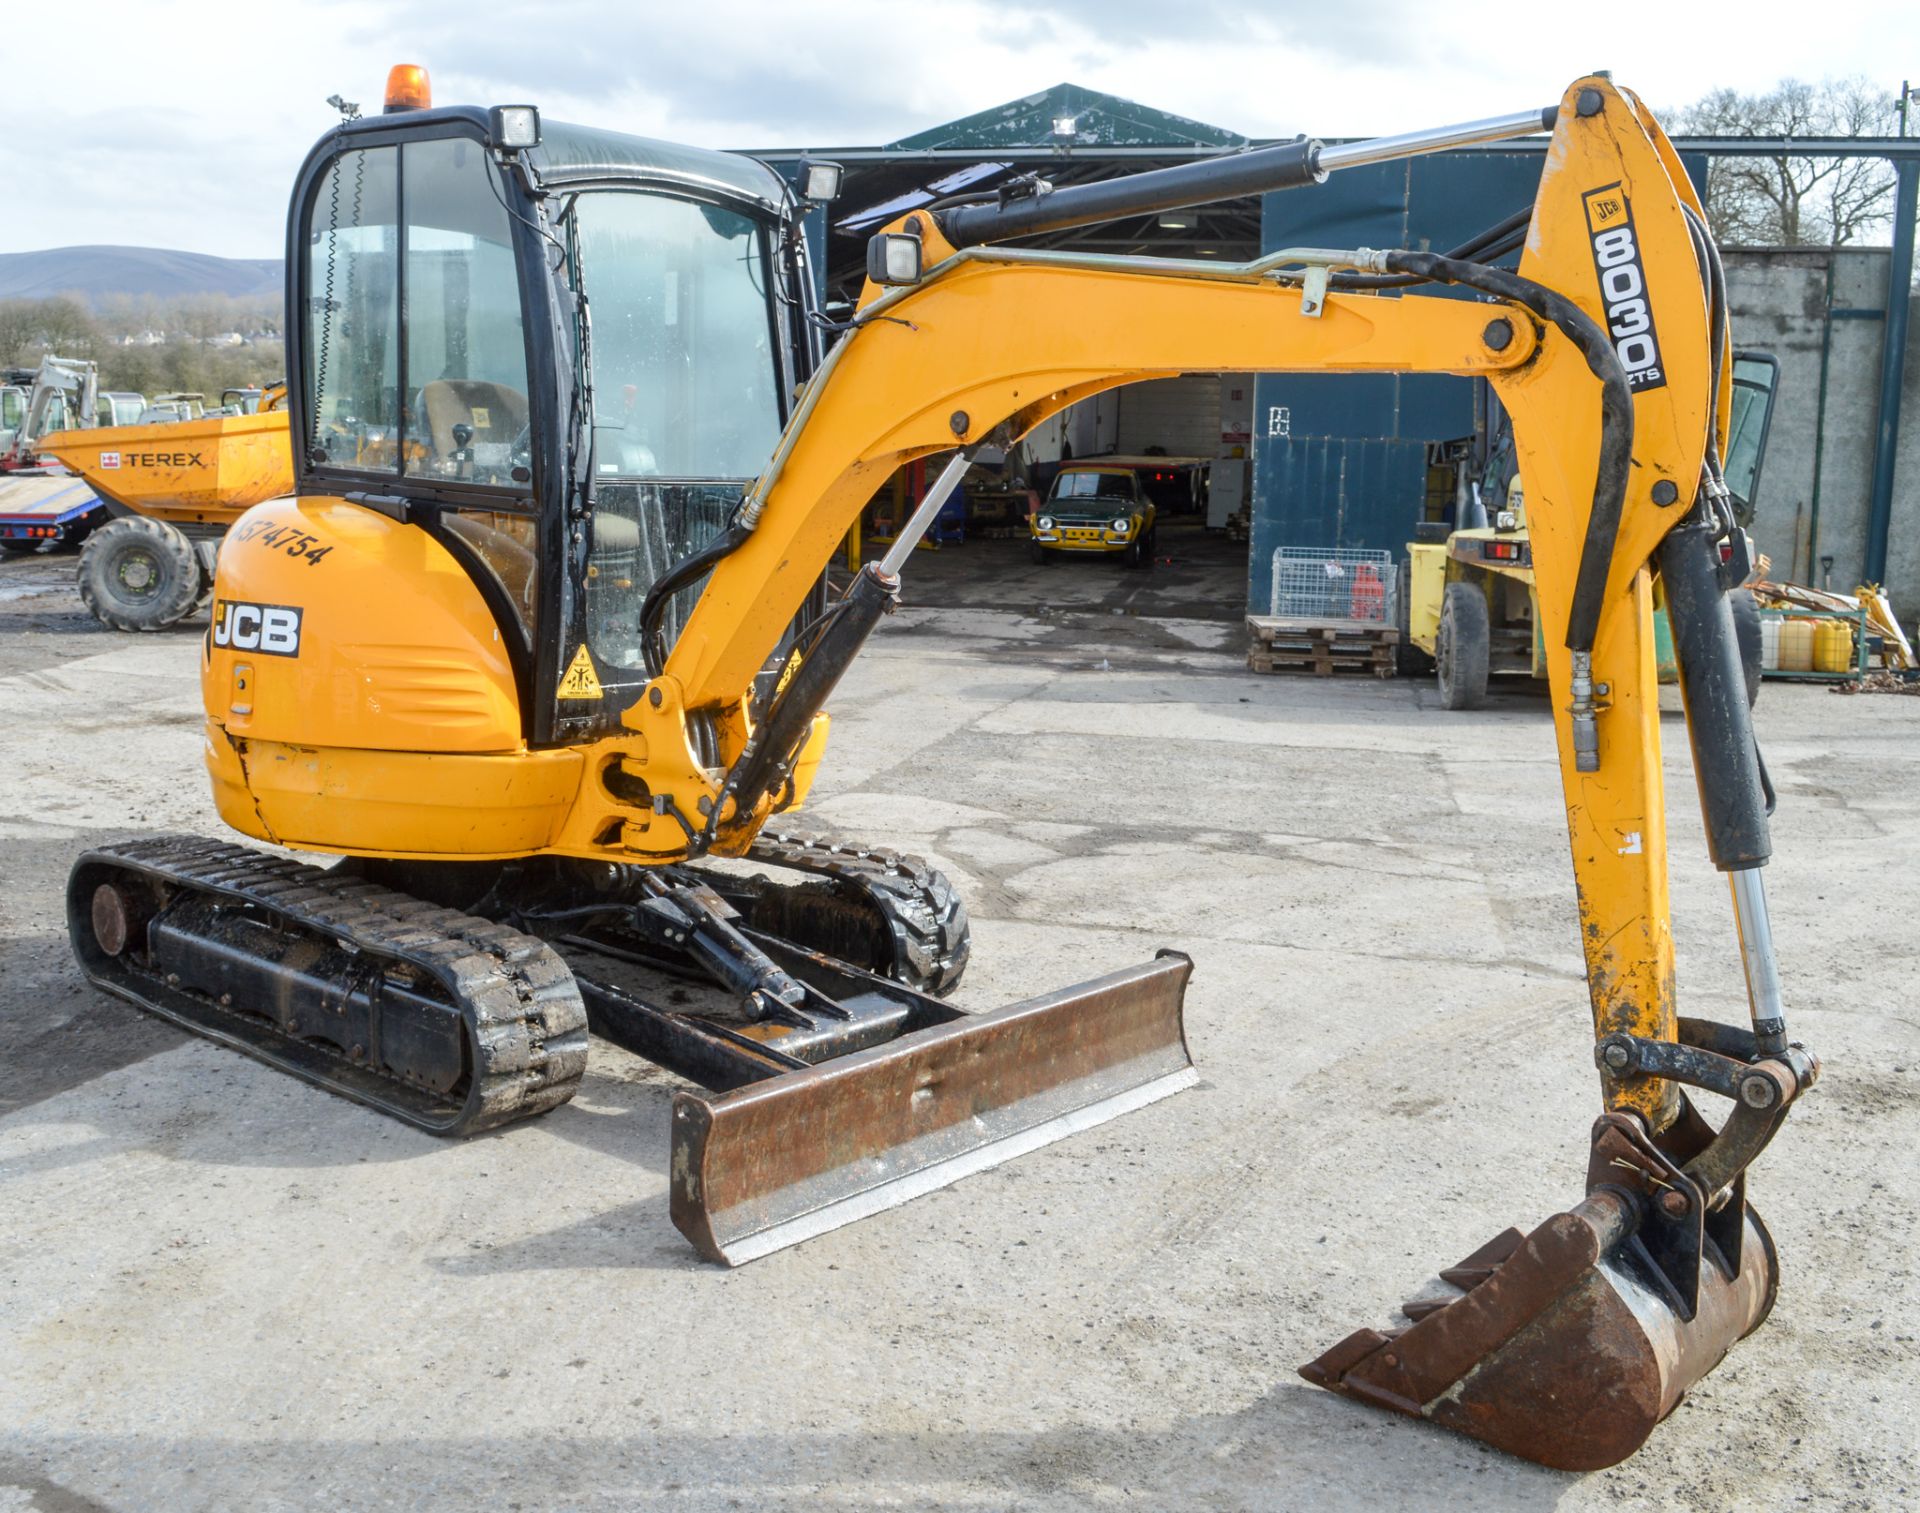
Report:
1314,108,1559,172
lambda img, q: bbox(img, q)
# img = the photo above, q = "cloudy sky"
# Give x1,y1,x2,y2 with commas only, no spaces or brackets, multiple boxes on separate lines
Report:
4,0,1913,258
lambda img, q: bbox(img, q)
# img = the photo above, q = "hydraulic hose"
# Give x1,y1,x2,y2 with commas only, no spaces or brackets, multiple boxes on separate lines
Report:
1333,207,1532,291
638,522,753,679
1384,250,1634,657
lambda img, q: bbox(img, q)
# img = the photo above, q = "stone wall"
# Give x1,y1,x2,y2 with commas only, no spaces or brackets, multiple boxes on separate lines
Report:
1722,247,1918,618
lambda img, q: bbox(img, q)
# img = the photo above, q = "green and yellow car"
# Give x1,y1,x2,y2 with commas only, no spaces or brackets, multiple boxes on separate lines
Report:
1030,463,1157,568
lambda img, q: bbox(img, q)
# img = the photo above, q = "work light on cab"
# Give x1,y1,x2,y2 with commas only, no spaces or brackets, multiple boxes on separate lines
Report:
490,105,541,150
799,158,844,203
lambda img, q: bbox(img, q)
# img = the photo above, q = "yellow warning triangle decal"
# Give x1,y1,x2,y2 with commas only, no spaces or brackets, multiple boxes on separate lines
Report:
558,644,603,700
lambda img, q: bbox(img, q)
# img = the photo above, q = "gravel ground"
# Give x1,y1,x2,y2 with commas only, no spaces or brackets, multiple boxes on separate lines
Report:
1,542,1914,1511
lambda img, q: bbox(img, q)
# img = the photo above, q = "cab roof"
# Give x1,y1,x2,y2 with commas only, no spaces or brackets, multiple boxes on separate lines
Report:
529,117,788,212
331,106,790,216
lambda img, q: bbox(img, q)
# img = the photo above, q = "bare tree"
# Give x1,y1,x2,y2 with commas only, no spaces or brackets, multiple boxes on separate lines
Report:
1677,78,1901,246
0,297,99,366
0,296,284,395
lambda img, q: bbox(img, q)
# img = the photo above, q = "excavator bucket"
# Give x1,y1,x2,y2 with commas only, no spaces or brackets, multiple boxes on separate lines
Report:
666,953,1196,1264
1301,1189,1779,1471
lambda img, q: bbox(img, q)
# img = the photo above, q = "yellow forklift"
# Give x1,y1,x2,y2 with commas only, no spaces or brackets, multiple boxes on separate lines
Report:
1405,354,1779,707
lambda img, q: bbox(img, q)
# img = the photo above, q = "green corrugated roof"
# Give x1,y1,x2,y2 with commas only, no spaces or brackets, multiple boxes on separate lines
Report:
889,84,1243,151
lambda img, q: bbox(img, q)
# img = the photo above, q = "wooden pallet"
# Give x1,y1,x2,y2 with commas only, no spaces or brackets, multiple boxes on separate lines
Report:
1245,615,1398,679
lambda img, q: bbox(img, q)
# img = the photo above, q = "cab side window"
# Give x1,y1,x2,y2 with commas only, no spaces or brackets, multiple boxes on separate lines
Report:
305,136,530,487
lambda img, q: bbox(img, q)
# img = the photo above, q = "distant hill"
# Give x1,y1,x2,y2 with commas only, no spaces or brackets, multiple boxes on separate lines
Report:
0,246,283,303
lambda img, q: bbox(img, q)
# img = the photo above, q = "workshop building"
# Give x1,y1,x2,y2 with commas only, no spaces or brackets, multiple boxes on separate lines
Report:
757,85,1919,613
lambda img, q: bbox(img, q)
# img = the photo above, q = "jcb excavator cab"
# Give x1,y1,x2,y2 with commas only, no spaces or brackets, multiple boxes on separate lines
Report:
286,105,819,741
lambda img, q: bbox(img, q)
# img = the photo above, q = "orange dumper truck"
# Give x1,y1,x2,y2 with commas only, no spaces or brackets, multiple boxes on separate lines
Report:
34,396,292,631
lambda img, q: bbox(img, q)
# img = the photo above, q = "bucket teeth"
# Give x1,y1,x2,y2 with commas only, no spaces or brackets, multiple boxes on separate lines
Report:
1393,1228,1526,1321
1441,1226,1526,1283
1300,1194,1779,1471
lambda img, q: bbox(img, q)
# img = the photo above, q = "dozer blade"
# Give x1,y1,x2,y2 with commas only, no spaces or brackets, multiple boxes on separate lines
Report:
1301,1190,1778,1472
669,952,1195,1264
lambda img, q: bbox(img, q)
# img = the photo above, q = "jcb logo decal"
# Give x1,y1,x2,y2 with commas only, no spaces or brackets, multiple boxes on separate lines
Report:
213,600,303,656
1584,192,1626,231
1583,183,1665,392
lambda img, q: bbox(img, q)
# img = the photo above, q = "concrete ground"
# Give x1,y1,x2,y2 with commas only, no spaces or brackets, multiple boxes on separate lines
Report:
2,533,1916,1512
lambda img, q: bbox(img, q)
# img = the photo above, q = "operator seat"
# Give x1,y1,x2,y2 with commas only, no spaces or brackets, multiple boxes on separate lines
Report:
419,379,529,461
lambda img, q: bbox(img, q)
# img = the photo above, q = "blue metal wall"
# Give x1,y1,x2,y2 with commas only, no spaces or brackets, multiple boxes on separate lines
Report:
1247,151,1545,608
1245,150,1706,610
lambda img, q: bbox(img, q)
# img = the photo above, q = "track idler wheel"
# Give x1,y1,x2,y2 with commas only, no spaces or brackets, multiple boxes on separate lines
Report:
91,882,139,955
1300,1189,1779,1471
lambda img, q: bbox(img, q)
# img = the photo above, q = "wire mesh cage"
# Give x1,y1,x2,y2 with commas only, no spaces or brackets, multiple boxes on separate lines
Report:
1270,546,1397,625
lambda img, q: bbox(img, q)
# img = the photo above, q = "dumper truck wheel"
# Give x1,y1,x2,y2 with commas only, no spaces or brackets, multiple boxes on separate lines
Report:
1729,587,1762,708
77,517,203,632
1437,581,1490,710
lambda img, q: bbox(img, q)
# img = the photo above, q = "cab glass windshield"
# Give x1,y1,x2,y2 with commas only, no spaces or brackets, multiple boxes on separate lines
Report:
558,189,786,679
567,191,781,480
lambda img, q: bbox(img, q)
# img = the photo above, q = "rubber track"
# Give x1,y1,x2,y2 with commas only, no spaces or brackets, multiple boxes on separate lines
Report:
72,835,589,1135
747,830,970,997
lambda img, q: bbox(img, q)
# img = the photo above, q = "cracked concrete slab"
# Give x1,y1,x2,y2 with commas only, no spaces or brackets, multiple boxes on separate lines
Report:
2,543,1915,1512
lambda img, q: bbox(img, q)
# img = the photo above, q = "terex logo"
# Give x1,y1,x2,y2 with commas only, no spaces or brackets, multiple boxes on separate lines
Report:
212,600,303,656
119,451,205,469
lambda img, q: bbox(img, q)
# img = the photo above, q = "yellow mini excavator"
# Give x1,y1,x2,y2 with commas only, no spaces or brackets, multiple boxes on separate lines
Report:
69,66,1817,1470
